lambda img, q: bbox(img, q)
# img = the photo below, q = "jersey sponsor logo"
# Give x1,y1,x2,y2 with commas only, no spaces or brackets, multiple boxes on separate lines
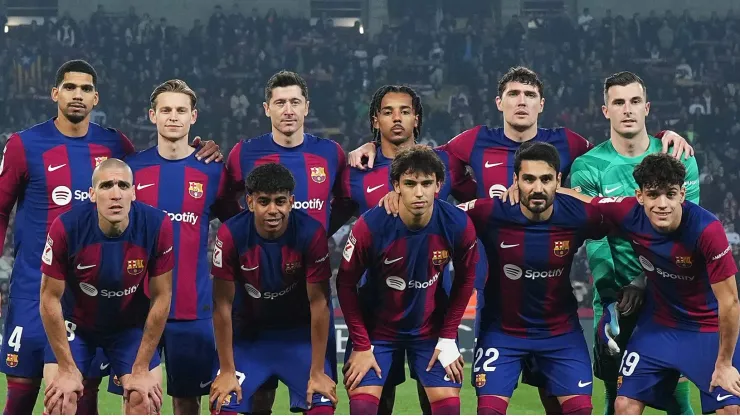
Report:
48,163,66,172
164,211,199,225
366,184,383,193
73,189,92,202
244,283,262,298
488,184,507,199
94,156,108,167
100,284,139,298
554,240,569,257
127,259,145,275
284,261,301,275
432,250,449,266
675,256,692,268
137,183,154,191
638,256,655,271
188,181,204,199
343,232,356,262
79,283,98,296
246,281,299,300
656,268,694,281
385,276,406,291
503,264,564,280
484,162,502,168
42,237,53,266
52,186,73,206
408,272,440,289
5,353,18,368
712,246,731,262
293,199,324,211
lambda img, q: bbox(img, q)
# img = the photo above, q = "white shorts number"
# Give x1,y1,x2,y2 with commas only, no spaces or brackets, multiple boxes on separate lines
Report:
64,321,77,342
473,347,499,372
7,326,23,352
620,350,640,377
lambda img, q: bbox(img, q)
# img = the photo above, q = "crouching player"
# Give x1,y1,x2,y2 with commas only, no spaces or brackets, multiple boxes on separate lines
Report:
39,158,174,414
337,145,479,415
209,163,337,415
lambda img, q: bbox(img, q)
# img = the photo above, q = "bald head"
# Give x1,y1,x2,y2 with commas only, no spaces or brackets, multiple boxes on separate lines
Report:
91,158,133,188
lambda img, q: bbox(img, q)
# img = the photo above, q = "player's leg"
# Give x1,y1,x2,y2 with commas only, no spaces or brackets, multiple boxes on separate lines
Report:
160,319,218,414
534,331,593,415
593,308,638,415
249,379,278,415
521,356,562,414
1,298,48,414
669,376,695,415
344,341,394,415
42,325,96,415
406,353,431,415
79,348,110,415
376,349,406,415
683,330,740,415
405,339,462,415
470,330,528,414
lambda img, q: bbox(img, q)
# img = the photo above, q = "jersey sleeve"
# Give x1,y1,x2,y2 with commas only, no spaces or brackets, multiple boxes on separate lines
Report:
564,129,593,160
40,217,68,280
444,126,481,165
211,223,238,281
698,220,738,284
683,156,700,204
440,217,479,338
591,197,637,224
336,216,373,351
569,156,600,196
149,216,174,277
212,167,243,222
118,131,137,156
457,199,494,235
305,225,331,283
331,141,350,199
0,134,29,253
441,146,477,202
224,141,246,198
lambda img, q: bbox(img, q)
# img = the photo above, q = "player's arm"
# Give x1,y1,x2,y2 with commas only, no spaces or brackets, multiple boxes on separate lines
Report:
441,217,479,337
223,142,246,204
655,130,695,160
212,167,243,222
328,157,359,236
439,145,477,202
336,218,373,350
682,155,701,204
563,129,594,161
133,217,174,373
0,134,30,253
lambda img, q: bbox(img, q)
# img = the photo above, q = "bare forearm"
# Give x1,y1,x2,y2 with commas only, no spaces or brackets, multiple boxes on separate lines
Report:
40,297,76,370
309,300,330,374
717,298,740,366
213,302,236,373
133,297,169,372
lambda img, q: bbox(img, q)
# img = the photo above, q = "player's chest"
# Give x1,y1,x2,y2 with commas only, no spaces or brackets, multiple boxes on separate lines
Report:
377,234,453,278
236,247,305,295
245,152,335,186
71,242,152,287
598,166,639,197
132,165,214,225
491,227,579,271
629,237,699,282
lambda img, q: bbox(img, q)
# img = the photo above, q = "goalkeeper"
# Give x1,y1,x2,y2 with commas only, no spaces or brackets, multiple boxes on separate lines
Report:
570,71,700,415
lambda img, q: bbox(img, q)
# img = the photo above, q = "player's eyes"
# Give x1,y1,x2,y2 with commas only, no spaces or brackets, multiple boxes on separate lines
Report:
82,86,93,92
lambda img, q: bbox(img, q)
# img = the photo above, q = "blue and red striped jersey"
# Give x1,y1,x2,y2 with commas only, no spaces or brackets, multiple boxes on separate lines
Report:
225,133,347,230
336,200,478,350
338,146,477,214
211,209,331,334
40,201,174,332
460,194,605,338
0,119,135,301
126,147,240,320
443,126,592,198
593,197,738,332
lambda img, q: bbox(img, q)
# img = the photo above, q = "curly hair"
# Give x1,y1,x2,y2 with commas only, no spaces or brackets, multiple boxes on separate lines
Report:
633,153,686,191
245,163,296,195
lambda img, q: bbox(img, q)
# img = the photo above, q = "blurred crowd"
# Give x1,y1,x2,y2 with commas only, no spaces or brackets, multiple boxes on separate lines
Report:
1,4,740,312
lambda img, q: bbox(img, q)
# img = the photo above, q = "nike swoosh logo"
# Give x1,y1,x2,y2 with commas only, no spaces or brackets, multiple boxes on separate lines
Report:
384,257,403,265
241,265,259,271
485,162,502,168
48,164,66,172
717,394,733,401
137,183,154,190
604,185,622,194
366,185,384,193
100,363,110,370
77,264,96,270
443,375,451,382
500,243,519,249
320,397,331,403
200,381,213,388
632,240,642,246
578,381,592,387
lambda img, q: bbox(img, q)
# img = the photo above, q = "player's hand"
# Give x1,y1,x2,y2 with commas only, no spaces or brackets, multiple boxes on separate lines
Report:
343,349,381,391
122,368,163,414
597,302,621,356
710,365,740,397
659,130,694,160
191,137,224,163
428,338,463,383
209,371,242,414
348,142,377,170
617,285,644,316
378,191,400,216
44,367,83,415
500,183,519,205
306,370,338,408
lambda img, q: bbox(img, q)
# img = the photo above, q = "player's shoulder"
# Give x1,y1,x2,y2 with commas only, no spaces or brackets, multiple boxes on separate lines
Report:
451,125,486,141
303,133,344,155
125,145,158,166
684,201,720,228
239,133,273,150
222,208,253,230
554,193,595,217
59,202,97,225
572,140,613,167
435,199,472,229
88,122,125,140
359,205,394,230
290,209,324,239
131,200,168,224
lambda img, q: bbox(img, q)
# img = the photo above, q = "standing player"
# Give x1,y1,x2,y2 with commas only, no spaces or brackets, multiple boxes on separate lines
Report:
337,145,479,415
224,70,348,412
208,163,337,415
107,80,240,413
39,158,174,415
459,142,600,415
568,154,740,415
0,60,220,414
569,71,700,415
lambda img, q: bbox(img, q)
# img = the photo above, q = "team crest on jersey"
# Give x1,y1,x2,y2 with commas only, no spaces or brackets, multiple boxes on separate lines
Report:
127,259,145,275
675,256,692,268
554,241,570,257
432,250,450,266
188,182,204,199
94,156,108,167
5,353,18,368
475,373,486,387
284,261,301,275
310,167,327,184
617,375,623,390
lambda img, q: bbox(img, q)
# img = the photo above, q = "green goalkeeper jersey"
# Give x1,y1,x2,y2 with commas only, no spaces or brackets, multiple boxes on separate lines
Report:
569,136,700,307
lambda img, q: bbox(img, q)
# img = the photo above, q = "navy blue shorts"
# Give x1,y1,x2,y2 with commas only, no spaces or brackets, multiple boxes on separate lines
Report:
1,298,48,378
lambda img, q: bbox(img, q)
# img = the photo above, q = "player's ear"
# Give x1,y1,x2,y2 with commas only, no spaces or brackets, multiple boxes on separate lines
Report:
635,188,644,205
131,186,136,201
289,194,295,207
556,172,562,187
679,186,686,203
512,173,518,184
303,100,310,116
51,86,59,103
601,104,609,119
191,109,198,124
262,102,270,117
495,96,503,112
644,100,650,116
92,90,99,106
372,115,380,130
89,186,96,203
148,108,156,125
538,97,545,113
393,180,400,194
246,194,255,212
434,180,441,194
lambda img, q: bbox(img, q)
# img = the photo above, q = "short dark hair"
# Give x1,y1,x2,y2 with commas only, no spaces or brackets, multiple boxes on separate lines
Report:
498,66,544,97
633,153,686,191
603,71,647,103
55,60,98,88
150,79,197,110
264,70,308,103
390,145,445,185
245,163,296,195
514,141,561,174
368,85,424,144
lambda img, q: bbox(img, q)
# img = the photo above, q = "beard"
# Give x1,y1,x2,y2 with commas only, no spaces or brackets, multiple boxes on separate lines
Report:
63,109,88,124
522,192,553,214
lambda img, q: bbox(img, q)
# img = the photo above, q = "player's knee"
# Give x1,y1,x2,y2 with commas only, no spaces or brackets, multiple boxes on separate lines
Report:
349,393,380,415
173,397,201,415
538,389,562,415
719,405,740,415
561,395,592,415
377,385,396,415
125,390,148,415
614,396,641,415
477,395,508,415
